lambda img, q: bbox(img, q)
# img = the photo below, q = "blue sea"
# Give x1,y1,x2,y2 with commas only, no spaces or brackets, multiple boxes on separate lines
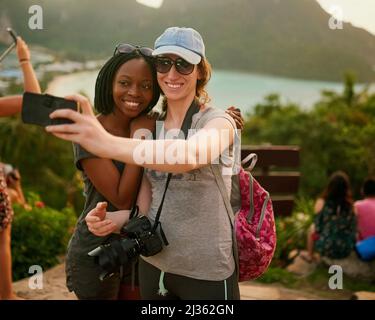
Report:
46,69,370,113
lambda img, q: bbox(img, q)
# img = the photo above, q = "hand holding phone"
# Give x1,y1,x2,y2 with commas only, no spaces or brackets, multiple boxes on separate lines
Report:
22,92,78,127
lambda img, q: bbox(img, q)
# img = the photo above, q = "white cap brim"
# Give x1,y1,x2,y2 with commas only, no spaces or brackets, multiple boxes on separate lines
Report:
152,45,201,64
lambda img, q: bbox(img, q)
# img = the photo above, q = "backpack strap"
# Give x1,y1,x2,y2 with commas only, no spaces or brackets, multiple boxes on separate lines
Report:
211,164,240,282
193,107,240,281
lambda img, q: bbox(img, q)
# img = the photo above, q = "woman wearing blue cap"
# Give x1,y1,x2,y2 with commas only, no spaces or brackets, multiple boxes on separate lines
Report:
46,27,241,300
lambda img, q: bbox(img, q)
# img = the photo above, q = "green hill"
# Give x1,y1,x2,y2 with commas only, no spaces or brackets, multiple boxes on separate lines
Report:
1,0,375,81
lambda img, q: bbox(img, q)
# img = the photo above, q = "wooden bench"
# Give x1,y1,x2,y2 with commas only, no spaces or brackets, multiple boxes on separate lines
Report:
241,145,300,216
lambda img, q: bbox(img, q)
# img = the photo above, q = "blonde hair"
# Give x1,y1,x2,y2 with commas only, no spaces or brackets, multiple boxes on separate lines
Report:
196,57,212,105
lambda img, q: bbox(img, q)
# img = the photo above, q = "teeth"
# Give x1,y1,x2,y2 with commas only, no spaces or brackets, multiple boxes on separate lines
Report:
166,83,182,89
125,101,140,107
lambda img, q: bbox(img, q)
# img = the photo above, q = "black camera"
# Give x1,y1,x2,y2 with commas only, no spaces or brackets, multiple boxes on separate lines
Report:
88,215,163,281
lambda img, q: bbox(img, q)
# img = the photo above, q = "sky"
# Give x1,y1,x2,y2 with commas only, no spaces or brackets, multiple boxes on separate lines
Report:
136,0,163,9
137,0,375,36
316,0,375,35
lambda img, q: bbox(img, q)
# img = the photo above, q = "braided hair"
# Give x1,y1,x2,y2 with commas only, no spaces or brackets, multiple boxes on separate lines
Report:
94,51,160,115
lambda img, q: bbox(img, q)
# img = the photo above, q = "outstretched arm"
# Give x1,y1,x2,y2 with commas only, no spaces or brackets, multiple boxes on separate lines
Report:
46,95,235,174
16,36,41,93
0,95,22,117
0,37,41,117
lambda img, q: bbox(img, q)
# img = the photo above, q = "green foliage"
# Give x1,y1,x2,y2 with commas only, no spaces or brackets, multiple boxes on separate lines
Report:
256,267,298,286
257,265,375,296
243,74,375,198
11,192,76,281
0,114,84,210
1,0,375,81
272,198,315,267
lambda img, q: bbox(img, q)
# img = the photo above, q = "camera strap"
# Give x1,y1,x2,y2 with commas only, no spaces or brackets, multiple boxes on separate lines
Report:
152,99,201,245
129,168,144,220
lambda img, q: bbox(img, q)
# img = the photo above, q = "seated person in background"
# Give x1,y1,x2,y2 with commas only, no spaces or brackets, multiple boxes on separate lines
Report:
354,177,375,242
304,171,357,262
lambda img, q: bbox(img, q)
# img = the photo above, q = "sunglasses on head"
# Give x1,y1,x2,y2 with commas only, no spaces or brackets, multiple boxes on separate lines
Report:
113,43,153,57
155,56,195,75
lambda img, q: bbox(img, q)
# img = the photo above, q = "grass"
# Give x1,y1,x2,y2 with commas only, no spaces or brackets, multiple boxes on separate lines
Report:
255,266,375,299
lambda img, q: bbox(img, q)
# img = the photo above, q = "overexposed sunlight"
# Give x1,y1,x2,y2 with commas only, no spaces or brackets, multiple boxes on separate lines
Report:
136,0,163,9
316,0,375,35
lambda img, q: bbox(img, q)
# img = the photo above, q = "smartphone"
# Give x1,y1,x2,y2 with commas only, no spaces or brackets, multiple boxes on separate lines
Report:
22,92,78,127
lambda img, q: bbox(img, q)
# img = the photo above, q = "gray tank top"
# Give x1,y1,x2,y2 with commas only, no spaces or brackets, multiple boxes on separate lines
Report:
142,107,238,281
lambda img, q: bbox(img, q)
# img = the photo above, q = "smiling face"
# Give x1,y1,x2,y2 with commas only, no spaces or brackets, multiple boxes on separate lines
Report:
112,57,154,119
156,54,201,104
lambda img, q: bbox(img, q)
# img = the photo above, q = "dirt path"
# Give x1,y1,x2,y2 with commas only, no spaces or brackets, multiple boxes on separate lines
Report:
13,262,76,300
13,262,325,300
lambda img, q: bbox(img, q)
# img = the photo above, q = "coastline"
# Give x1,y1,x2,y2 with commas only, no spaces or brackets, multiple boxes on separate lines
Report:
45,70,99,103
44,69,375,112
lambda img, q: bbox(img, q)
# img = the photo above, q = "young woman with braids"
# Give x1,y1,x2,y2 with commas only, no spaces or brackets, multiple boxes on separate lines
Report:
64,45,160,300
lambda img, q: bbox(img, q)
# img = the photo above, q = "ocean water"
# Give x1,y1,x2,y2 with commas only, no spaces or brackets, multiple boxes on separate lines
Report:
47,69,369,113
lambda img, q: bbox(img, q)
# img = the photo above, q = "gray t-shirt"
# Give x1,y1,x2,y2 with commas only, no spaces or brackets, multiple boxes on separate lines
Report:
67,143,124,259
142,107,238,281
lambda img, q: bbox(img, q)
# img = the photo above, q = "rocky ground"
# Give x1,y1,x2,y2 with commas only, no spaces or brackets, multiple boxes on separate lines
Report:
12,261,325,300
12,251,375,300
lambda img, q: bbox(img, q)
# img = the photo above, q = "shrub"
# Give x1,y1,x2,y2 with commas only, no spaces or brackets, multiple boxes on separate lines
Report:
272,197,315,267
11,192,76,281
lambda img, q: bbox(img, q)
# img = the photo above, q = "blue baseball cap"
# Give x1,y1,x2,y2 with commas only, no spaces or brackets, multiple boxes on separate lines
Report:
152,27,205,65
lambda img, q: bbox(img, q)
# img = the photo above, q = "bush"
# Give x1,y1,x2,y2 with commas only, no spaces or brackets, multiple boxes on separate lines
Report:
272,197,315,267
242,74,375,199
11,192,76,281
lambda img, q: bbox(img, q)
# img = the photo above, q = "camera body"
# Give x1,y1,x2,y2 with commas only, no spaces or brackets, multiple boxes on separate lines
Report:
88,215,163,280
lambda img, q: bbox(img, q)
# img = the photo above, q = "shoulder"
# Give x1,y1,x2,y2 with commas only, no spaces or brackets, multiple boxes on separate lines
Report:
73,142,97,171
193,105,236,130
131,113,156,133
354,199,368,210
314,198,325,213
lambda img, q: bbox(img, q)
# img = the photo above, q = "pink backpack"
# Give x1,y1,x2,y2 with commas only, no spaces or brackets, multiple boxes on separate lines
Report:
212,153,277,282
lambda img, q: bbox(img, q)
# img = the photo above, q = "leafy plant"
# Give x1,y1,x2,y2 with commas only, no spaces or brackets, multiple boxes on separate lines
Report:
272,197,315,267
243,74,375,199
11,192,76,281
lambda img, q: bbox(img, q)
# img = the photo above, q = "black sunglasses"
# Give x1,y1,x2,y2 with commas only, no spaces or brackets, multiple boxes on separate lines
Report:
113,43,153,57
155,56,195,75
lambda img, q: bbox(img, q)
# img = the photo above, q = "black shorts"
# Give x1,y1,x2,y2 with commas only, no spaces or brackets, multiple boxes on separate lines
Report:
65,252,121,300
138,258,240,300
